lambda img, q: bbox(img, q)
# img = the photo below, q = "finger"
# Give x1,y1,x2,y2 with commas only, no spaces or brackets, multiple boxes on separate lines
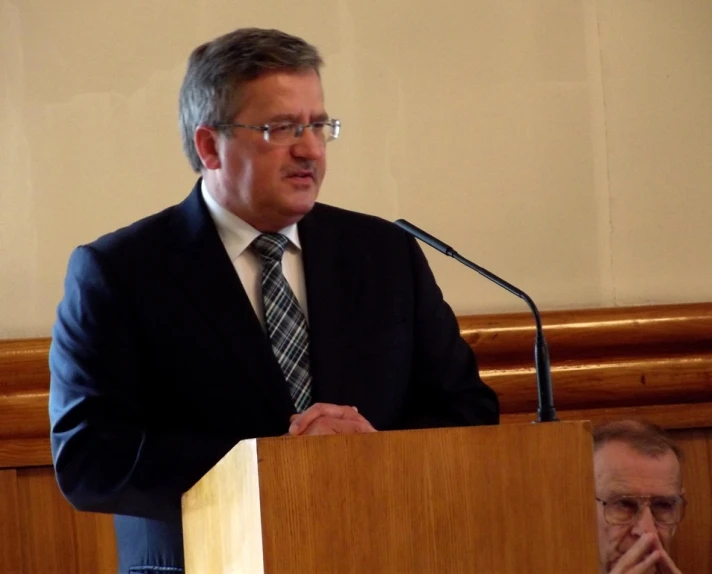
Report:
654,547,681,574
302,417,375,436
300,416,377,436
629,550,660,574
300,417,346,436
289,403,365,434
612,551,660,574
648,535,680,573
301,419,337,436
610,534,658,573
347,417,376,433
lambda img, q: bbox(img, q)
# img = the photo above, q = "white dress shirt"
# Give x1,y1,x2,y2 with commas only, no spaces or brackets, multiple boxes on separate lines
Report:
200,181,309,329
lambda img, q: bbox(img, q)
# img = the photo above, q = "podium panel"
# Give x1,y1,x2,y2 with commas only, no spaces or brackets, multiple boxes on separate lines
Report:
183,421,599,573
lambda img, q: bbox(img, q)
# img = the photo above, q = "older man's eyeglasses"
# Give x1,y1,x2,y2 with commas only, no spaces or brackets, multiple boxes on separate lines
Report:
596,495,686,526
214,119,341,146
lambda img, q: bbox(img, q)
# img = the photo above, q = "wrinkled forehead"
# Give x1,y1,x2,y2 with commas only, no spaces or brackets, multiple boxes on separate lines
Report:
594,441,682,496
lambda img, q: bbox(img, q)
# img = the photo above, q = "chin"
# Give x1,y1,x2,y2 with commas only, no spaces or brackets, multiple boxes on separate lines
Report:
275,201,314,226
289,193,318,213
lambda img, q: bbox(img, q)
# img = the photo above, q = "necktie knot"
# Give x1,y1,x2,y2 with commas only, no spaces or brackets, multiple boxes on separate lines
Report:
252,233,289,262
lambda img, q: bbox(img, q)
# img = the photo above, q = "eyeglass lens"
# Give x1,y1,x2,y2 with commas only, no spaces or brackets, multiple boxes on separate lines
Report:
605,496,683,525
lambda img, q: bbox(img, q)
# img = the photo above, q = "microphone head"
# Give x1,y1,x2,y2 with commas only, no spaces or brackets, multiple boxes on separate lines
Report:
394,219,454,256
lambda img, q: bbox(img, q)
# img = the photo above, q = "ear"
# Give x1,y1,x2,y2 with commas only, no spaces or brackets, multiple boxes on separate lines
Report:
194,126,222,170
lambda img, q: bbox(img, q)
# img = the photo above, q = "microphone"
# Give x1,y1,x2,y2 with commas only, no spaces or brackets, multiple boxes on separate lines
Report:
394,218,558,423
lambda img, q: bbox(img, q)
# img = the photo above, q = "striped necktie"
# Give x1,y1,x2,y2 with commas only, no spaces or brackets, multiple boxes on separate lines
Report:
252,233,312,412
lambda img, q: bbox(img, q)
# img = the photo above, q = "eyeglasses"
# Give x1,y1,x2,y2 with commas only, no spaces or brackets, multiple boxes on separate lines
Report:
214,119,341,146
596,495,686,526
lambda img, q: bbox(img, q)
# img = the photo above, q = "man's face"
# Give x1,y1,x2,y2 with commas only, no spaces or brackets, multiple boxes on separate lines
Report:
208,69,327,232
594,441,682,573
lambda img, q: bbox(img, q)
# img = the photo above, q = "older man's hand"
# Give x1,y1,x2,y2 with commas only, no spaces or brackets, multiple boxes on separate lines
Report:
288,403,377,436
609,533,681,574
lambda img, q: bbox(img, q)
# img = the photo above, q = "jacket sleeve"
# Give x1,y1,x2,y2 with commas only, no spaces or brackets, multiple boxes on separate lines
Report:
49,245,236,521
402,235,500,429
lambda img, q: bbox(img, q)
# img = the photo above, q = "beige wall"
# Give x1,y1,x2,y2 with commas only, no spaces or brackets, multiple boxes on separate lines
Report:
1,0,711,338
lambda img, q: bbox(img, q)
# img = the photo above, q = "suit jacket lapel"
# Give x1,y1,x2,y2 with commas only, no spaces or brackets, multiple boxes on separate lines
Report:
166,181,296,420
299,204,357,405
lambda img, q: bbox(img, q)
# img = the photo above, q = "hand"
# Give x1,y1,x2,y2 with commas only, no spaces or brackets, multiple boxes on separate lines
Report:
609,534,681,574
288,402,377,436
650,537,682,574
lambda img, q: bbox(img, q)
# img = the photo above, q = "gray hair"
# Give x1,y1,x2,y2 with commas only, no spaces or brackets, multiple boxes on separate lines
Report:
593,419,684,463
178,28,324,172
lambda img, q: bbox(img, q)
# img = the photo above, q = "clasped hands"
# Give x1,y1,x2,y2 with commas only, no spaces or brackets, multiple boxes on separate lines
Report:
610,532,681,574
288,402,377,436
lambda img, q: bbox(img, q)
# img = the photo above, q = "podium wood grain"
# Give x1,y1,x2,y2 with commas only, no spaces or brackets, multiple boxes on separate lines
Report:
182,422,600,573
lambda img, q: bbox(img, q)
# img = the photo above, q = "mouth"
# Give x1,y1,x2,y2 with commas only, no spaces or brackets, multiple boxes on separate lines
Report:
284,170,315,185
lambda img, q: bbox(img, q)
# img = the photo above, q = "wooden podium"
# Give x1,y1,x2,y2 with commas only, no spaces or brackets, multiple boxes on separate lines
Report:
182,421,599,573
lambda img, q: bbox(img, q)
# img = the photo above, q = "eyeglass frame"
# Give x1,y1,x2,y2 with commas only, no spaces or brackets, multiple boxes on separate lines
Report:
595,494,687,526
212,119,341,145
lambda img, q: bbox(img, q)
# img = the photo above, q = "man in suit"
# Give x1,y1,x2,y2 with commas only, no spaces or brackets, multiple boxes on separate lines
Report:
49,28,498,573
593,420,684,574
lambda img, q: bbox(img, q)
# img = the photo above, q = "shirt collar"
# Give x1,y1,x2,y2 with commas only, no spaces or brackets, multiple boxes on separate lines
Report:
201,179,301,261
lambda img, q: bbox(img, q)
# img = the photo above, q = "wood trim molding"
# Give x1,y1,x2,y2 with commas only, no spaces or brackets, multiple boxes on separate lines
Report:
460,302,712,424
1,302,711,468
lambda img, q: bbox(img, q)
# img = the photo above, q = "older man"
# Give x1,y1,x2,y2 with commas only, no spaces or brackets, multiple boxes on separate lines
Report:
593,420,685,574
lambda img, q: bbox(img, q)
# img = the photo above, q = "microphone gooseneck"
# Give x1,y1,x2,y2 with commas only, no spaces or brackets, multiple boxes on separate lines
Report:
394,218,558,423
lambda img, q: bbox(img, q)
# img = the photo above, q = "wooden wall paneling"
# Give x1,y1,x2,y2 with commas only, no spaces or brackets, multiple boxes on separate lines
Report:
483,355,712,413
16,467,117,574
669,429,712,573
462,303,712,428
2,303,712,470
1,303,712,572
0,438,53,469
500,401,712,429
0,337,52,469
0,389,49,438
0,469,23,573
460,303,712,360
0,338,51,391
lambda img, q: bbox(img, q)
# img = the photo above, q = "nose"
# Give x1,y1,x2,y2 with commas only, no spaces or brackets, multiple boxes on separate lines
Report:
631,505,657,536
291,127,325,160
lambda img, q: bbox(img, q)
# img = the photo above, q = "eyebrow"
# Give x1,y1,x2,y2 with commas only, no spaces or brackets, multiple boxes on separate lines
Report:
266,113,330,123
606,490,681,498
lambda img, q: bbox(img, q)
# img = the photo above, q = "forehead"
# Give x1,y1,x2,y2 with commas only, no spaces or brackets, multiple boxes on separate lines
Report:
594,441,681,496
236,69,325,120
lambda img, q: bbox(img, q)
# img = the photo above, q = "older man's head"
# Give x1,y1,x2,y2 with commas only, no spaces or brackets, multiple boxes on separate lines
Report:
593,420,685,573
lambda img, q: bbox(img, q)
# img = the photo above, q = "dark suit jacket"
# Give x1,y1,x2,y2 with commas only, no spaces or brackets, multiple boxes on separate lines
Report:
49,180,498,573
